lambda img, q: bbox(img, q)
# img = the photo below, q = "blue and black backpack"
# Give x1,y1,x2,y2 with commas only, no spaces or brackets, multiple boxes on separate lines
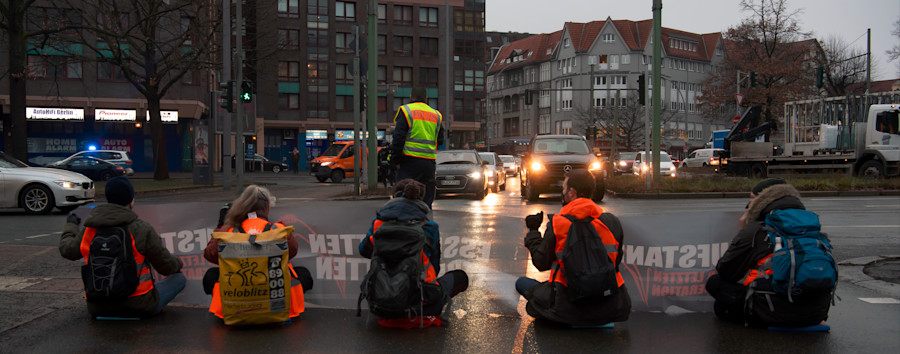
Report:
762,209,838,302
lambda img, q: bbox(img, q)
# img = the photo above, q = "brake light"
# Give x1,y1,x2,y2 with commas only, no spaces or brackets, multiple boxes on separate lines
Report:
125,161,132,165
116,166,123,170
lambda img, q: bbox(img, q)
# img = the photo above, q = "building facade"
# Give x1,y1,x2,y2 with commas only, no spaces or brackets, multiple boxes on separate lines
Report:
486,18,730,160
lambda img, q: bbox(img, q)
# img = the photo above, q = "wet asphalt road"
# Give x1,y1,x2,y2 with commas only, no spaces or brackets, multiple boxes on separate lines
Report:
0,174,898,353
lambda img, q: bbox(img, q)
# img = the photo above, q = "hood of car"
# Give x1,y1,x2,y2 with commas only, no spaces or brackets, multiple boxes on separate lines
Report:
530,154,597,165
4,166,91,182
436,163,481,174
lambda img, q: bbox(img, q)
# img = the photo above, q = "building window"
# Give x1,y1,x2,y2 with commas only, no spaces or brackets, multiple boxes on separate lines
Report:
279,93,300,109
377,65,386,84
279,61,299,80
278,29,300,50
336,63,350,83
563,38,570,47
307,0,329,24
454,9,483,33
377,35,386,54
181,70,193,84
419,7,438,27
394,5,412,25
419,37,438,56
308,61,328,85
393,36,412,56
97,61,124,81
307,88,329,118
335,96,352,111
278,0,299,18
29,56,82,79
420,67,438,87
622,54,631,64
602,33,615,42
335,1,355,21
336,32,352,53
392,66,412,85
377,4,386,23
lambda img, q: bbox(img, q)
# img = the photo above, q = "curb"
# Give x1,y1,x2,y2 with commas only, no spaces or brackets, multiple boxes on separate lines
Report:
838,255,900,298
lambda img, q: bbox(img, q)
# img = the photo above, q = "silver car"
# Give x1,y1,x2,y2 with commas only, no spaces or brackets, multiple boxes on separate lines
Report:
499,154,519,176
478,152,506,193
0,151,95,214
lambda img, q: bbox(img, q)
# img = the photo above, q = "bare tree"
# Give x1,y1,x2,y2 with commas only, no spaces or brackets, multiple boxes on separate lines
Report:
699,0,818,125
572,96,677,152
820,35,869,96
887,19,900,77
56,0,219,179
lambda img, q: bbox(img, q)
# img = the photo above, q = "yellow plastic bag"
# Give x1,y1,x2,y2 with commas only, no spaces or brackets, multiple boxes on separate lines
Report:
213,226,294,325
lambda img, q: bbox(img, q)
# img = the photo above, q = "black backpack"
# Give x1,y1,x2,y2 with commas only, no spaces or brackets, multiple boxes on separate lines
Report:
358,219,441,320
81,225,141,301
555,215,618,302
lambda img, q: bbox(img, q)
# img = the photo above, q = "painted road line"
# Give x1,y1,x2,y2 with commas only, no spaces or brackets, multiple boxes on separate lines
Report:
25,232,60,239
859,298,900,304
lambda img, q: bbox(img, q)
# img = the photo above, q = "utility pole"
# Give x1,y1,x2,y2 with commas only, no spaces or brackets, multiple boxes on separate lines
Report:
222,0,232,190
590,64,596,149
651,0,663,188
353,25,361,196
366,0,378,190
235,0,245,191
866,28,872,95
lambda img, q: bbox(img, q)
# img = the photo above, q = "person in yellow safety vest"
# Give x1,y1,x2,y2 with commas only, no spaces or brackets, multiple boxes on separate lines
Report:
391,86,445,209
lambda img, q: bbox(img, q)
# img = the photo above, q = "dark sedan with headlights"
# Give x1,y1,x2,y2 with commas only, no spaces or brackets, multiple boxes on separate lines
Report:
435,150,488,200
46,156,125,181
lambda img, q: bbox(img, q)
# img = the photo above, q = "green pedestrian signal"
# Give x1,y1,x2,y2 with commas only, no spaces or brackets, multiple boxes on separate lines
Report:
240,81,253,102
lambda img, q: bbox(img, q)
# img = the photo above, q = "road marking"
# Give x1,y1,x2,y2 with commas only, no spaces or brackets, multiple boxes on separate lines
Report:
0,276,51,291
859,298,900,304
25,232,60,239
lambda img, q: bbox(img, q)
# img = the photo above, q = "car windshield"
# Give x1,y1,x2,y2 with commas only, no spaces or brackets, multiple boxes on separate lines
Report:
478,153,496,164
437,152,479,164
0,152,29,168
500,156,515,163
616,152,634,161
532,138,589,155
641,153,673,162
321,144,344,157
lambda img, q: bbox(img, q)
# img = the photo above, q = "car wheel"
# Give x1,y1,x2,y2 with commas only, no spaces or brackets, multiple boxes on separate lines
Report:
331,169,345,183
57,205,78,213
592,183,606,202
702,162,708,167
474,187,486,200
491,180,499,193
500,179,506,191
749,163,767,179
525,182,540,202
859,160,885,179
100,171,114,181
272,165,282,173
316,176,329,183
20,184,55,215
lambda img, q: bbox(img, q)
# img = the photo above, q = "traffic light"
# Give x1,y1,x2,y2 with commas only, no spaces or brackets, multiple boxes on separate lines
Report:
219,81,234,112
816,67,824,88
524,89,533,105
637,74,646,105
240,81,253,102
749,71,758,87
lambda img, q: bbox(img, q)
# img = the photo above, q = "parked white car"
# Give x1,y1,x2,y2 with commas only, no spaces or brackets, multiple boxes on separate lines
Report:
632,151,677,178
0,151,95,214
681,148,725,168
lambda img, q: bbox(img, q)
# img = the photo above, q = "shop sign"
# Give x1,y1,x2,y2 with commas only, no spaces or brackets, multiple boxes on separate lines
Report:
306,129,328,140
95,109,136,122
145,110,179,123
26,107,85,121
100,138,133,153
335,130,386,141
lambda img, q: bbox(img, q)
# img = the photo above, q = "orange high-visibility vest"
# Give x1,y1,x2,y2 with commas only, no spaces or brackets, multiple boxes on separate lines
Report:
79,226,154,297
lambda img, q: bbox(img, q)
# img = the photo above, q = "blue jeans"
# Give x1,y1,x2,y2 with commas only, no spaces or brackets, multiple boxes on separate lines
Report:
516,277,540,297
154,272,187,314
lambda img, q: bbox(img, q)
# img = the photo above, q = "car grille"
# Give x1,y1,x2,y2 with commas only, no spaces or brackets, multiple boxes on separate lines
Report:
436,175,470,189
310,163,320,173
81,182,93,189
546,163,590,180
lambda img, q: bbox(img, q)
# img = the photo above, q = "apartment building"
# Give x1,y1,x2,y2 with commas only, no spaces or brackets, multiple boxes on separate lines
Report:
487,18,730,160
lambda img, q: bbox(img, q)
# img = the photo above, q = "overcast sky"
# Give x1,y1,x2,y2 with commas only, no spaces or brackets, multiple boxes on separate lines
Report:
485,0,899,80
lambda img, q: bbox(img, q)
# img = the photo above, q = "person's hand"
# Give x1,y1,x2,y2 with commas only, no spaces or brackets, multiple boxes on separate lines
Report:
67,212,81,226
525,211,544,231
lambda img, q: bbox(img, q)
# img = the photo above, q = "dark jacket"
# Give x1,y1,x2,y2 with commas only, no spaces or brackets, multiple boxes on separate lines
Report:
523,197,631,325
716,184,832,327
391,101,445,165
60,203,183,318
359,197,440,272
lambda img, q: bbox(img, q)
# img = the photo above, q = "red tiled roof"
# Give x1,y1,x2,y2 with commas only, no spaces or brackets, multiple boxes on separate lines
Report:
488,30,563,74
847,79,900,94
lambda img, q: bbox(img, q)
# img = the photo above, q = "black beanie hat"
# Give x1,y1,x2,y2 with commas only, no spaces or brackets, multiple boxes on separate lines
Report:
751,177,787,195
105,176,135,206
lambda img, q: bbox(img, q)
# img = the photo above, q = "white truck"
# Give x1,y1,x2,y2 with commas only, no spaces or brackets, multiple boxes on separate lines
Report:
721,94,900,178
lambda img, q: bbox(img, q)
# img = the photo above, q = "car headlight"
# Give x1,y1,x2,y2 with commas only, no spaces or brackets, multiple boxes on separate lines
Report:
531,162,545,171
641,164,649,172
55,180,78,189
320,161,333,166
468,172,482,179
619,161,626,166
669,165,676,171
589,162,602,171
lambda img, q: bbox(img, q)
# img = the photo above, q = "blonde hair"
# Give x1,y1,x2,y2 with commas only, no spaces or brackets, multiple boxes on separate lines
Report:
224,185,276,230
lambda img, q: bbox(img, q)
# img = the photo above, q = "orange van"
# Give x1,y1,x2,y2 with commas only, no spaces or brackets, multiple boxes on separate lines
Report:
310,141,380,183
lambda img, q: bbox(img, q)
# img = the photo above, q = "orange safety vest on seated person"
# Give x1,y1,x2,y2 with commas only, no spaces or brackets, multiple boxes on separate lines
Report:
550,198,625,288
209,218,306,319
79,226,154,297
741,254,773,286
370,219,438,284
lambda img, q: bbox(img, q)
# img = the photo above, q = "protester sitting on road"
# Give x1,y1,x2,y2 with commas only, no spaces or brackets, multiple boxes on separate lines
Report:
516,169,631,326
202,185,313,317
358,178,468,328
60,176,186,319
706,178,833,327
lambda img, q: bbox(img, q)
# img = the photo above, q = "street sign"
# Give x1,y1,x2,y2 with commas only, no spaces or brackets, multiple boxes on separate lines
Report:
733,115,741,125
734,93,744,106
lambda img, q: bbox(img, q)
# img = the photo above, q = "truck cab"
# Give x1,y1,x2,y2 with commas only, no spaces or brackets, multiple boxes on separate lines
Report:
859,104,900,177
310,141,378,183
